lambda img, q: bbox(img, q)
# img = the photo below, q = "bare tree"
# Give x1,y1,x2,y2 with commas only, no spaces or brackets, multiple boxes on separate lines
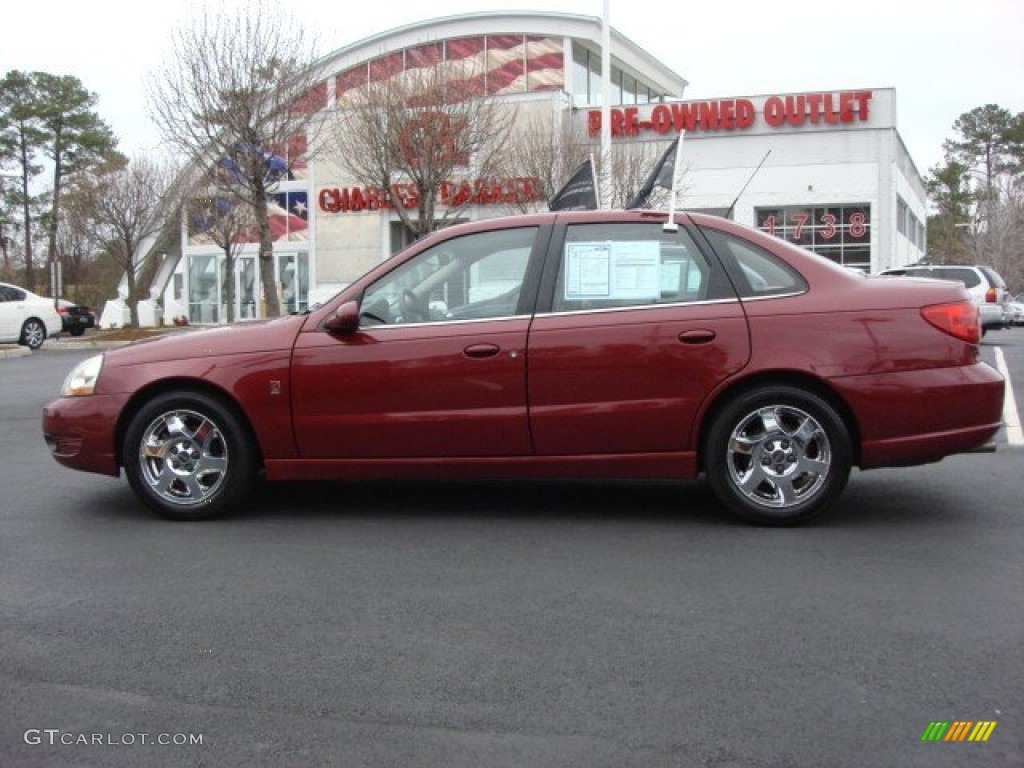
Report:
73,156,179,328
606,140,687,210
974,175,1024,288
148,1,323,318
497,111,683,211
327,61,514,237
493,110,589,213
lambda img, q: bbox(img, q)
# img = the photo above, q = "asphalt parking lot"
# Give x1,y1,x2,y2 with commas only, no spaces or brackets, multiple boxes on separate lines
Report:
1,332,1022,767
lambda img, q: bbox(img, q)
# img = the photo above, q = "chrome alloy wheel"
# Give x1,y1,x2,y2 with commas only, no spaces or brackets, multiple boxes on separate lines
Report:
22,319,45,349
725,405,831,509
137,409,229,506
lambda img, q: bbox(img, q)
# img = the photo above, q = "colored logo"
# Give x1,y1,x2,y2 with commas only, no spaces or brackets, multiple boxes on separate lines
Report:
921,721,997,742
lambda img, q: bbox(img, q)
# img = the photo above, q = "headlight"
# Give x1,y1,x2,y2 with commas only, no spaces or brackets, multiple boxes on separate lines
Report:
60,354,104,397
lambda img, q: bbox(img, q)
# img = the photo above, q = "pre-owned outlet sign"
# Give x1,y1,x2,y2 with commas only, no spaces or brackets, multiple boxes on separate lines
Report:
588,90,874,137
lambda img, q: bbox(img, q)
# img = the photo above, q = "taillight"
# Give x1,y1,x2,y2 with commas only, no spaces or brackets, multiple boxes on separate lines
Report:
985,287,997,303
921,301,980,343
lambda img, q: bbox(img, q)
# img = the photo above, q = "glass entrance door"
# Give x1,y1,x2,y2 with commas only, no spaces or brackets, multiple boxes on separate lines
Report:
276,253,309,314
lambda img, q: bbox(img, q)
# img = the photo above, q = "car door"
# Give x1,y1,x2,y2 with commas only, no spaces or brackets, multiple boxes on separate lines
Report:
0,285,26,341
527,219,750,455
291,226,545,458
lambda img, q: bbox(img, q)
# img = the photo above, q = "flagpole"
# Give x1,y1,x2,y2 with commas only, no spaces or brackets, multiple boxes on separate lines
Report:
600,0,611,210
663,130,686,232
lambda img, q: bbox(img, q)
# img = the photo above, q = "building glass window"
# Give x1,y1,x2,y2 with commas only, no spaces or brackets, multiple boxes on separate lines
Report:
588,48,602,106
622,73,637,105
526,36,564,92
756,204,872,271
237,256,257,319
572,43,589,104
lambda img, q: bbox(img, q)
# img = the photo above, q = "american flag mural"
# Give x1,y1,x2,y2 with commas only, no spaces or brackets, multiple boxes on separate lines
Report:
187,193,308,245
335,35,564,102
268,192,310,243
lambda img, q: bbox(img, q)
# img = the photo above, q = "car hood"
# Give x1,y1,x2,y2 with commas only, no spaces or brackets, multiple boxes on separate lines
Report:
102,315,306,367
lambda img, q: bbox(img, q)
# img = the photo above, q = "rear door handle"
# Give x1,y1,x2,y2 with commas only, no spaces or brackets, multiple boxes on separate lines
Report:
463,343,501,359
678,329,717,345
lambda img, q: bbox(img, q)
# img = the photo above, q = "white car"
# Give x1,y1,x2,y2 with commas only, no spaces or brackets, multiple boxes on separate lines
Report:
1008,298,1024,326
0,282,62,349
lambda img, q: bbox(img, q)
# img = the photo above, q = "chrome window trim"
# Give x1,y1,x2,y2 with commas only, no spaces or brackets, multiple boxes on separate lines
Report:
738,290,808,302
536,297,740,319
359,313,529,330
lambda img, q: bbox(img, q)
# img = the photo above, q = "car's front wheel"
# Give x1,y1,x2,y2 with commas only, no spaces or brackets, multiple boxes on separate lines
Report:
123,391,257,521
19,318,46,349
705,386,852,525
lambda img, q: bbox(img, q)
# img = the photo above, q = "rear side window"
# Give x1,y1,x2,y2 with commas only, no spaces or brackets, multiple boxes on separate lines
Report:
700,228,808,298
551,223,730,312
978,267,1006,288
0,285,26,301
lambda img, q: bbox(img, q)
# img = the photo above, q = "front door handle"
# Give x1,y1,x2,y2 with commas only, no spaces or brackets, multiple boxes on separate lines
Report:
678,329,717,345
463,343,501,359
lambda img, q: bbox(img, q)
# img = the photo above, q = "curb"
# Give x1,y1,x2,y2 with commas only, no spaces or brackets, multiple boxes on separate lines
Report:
0,344,32,359
45,339,136,350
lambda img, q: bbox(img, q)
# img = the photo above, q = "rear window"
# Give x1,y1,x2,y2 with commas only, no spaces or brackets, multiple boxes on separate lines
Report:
934,267,981,289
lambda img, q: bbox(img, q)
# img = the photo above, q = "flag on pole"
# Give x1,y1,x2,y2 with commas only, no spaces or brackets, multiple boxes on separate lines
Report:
548,158,598,211
627,135,680,209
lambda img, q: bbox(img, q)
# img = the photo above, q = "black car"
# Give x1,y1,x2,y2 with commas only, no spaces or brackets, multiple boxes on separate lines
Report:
56,299,96,337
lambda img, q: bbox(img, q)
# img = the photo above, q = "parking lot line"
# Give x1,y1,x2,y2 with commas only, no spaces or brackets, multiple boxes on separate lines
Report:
994,346,1023,446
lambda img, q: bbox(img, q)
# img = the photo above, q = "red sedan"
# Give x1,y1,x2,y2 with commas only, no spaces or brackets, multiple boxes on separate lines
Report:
42,211,1005,524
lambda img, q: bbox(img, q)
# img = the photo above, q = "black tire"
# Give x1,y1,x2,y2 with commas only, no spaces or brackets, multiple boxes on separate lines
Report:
19,318,46,349
123,391,257,521
704,386,852,525
70,327,85,337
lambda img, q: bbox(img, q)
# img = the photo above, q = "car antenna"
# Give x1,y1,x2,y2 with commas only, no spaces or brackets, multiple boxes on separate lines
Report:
724,149,772,221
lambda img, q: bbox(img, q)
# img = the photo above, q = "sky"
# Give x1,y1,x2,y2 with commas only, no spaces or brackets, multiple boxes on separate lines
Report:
3,0,1022,177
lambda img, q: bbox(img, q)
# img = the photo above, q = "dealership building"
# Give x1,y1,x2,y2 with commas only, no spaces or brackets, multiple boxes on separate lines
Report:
140,11,928,325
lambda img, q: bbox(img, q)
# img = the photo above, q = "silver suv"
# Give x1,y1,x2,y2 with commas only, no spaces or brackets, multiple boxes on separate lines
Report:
876,265,1010,333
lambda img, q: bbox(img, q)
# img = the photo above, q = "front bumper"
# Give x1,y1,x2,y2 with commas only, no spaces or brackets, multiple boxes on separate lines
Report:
42,394,128,477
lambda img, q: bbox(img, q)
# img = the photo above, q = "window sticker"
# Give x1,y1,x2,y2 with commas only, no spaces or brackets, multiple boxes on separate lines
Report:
564,241,660,301
565,242,612,298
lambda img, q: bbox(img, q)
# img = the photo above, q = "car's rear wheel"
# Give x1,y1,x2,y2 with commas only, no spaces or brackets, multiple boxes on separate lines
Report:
19,318,46,349
123,391,256,521
70,327,85,337
705,386,851,525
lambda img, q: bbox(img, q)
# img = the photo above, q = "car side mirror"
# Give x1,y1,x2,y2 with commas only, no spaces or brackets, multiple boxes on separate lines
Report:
323,300,360,335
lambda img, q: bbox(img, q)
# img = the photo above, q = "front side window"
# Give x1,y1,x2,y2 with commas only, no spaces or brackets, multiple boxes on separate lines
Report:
552,223,723,313
360,227,537,326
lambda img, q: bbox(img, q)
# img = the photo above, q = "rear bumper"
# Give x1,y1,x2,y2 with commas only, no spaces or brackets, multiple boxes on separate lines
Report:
61,316,96,332
831,362,1005,469
980,303,1007,328
42,394,127,477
